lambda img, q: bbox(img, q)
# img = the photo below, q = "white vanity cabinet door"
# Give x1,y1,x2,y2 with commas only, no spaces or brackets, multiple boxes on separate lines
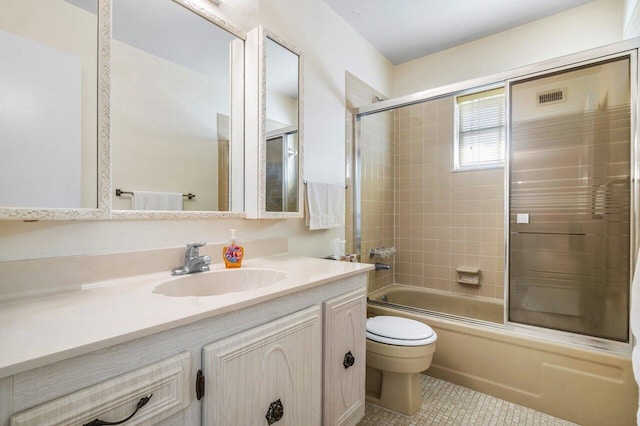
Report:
202,305,322,426
323,288,367,426
9,352,191,426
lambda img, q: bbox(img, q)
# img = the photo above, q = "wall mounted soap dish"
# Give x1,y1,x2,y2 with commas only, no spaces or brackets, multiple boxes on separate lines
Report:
456,267,481,285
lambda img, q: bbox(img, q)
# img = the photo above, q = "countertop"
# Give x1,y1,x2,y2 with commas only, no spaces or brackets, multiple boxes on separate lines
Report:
0,255,373,378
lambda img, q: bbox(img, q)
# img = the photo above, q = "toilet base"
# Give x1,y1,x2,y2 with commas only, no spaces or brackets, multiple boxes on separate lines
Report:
365,366,423,416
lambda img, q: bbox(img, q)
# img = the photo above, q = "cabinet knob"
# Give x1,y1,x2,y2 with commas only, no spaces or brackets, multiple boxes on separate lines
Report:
265,399,284,425
343,351,355,369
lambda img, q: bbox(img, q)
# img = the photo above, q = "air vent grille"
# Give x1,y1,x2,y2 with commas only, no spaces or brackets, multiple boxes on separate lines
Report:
537,88,566,106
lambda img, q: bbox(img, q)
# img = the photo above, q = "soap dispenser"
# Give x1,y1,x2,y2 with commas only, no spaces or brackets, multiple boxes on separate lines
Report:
223,229,244,268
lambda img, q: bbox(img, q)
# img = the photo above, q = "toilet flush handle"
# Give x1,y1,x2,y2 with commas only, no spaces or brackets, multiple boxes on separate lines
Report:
343,351,355,369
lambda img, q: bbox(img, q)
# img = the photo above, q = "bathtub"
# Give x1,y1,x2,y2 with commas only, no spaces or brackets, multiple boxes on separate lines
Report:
369,284,503,323
367,284,637,426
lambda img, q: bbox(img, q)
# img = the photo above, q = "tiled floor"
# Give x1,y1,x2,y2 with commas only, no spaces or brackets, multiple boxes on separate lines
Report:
358,375,577,426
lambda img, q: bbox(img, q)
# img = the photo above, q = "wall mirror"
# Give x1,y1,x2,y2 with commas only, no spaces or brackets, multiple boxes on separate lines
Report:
111,0,245,218
245,26,303,219
0,0,109,220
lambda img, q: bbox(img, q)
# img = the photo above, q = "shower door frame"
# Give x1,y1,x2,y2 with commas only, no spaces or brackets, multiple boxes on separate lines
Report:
504,49,639,353
353,38,640,355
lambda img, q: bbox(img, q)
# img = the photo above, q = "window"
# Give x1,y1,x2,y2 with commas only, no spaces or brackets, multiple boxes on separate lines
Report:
454,87,505,171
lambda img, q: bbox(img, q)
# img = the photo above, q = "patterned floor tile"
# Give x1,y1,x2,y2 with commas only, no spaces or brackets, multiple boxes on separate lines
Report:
358,375,577,426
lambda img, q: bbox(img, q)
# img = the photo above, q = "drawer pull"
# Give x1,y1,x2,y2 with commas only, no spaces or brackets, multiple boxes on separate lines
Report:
343,351,355,369
83,394,153,426
265,399,284,425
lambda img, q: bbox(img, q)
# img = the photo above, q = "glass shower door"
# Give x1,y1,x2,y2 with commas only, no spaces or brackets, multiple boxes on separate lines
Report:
508,55,632,342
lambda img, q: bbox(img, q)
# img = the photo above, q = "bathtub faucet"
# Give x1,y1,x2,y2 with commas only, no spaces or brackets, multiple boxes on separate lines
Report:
375,262,392,271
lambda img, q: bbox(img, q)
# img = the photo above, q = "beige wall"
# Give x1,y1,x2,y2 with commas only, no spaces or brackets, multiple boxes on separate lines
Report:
393,0,624,96
111,40,223,212
266,91,298,127
0,0,97,208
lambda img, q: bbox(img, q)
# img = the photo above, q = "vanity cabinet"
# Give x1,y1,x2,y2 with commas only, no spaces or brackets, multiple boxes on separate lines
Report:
323,289,367,426
203,306,322,425
9,352,192,426
0,273,368,426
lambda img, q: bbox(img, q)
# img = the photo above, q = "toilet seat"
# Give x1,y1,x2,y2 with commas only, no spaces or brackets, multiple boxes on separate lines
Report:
366,316,437,346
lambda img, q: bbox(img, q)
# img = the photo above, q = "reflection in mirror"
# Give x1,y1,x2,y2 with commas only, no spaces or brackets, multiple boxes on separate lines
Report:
245,26,302,219
111,0,243,213
0,0,98,209
265,38,300,213
265,130,298,212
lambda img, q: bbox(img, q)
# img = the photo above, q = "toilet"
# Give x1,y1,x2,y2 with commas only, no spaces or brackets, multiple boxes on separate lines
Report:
365,316,437,416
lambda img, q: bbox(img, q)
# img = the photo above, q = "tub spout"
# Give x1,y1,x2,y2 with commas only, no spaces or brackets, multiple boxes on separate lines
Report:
375,262,392,271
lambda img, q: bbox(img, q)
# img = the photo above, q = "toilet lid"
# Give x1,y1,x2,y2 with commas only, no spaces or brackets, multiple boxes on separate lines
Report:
366,316,435,341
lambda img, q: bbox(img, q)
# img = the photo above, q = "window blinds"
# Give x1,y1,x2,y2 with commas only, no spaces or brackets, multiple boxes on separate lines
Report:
457,88,505,168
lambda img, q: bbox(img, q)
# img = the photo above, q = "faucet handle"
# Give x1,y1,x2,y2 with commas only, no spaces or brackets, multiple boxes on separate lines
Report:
186,242,207,248
185,242,207,258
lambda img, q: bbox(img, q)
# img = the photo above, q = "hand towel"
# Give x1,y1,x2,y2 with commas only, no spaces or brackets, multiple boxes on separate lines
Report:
131,191,183,211
304,182,345,230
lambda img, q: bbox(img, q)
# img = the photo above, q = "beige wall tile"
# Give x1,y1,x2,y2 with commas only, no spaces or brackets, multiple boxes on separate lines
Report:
355,91,506,303
393,96,505,301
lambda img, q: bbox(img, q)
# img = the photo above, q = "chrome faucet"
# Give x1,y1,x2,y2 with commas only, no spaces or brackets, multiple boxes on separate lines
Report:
375,262,392,271
171,242,211,275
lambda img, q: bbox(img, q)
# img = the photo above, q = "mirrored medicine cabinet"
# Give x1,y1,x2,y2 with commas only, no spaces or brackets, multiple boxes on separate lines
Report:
245,26,304,219
0,0,107,220
110,0,245,218
0,0,247,220
0,1,304,221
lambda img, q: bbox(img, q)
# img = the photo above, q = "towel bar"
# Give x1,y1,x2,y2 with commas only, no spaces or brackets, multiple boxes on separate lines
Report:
303,181,348,189
115,189,196,200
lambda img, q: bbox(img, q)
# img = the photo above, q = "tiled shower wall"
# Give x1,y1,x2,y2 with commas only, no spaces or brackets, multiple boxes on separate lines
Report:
393,98,505,299
347,75,505,299
345,72,394,292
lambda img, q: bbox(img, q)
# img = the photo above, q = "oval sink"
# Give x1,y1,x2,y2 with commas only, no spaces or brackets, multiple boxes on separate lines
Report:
153,268,288,297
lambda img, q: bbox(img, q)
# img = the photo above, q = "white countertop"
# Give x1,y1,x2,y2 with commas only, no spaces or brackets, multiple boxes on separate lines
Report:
0,255,372,378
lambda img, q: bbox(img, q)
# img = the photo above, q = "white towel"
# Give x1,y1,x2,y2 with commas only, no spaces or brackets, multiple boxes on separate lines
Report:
304,182,345,230
131,191,183,211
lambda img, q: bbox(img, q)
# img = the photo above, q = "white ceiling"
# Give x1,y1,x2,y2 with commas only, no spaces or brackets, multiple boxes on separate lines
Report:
323,0,595,65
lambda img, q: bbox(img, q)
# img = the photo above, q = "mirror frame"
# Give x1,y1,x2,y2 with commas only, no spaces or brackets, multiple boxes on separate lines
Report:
0,0,111,221
0,0,247,221
111,0,247,219
245,25,304,219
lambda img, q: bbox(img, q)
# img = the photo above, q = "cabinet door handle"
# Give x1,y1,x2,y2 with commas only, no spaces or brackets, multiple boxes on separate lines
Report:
83,394,153,426
343,351,355,369
265,399,284,425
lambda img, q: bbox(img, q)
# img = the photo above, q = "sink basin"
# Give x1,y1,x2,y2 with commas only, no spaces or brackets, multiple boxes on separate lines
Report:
153,268,288,297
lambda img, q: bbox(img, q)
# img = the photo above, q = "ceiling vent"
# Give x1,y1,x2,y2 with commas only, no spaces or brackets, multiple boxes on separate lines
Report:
537,88,566,106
